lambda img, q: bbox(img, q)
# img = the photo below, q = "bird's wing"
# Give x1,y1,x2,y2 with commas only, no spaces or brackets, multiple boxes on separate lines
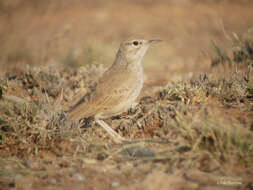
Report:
68,67,133,120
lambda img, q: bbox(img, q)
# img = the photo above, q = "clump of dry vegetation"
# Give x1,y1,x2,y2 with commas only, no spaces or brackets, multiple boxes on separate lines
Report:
0,28,253,189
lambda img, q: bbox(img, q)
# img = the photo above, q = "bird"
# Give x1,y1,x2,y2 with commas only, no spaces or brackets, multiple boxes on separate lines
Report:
68,38,161,143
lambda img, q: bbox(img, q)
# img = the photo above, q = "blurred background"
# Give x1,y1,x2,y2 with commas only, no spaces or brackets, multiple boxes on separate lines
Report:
0,0,253,86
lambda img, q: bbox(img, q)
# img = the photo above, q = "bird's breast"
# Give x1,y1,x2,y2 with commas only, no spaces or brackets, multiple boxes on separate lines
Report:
98,64,144,118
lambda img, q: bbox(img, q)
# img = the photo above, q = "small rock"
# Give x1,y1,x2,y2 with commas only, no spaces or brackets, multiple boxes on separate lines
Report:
97,152,109,161
120,145,156,158
112,181,120,187
73,173,86,182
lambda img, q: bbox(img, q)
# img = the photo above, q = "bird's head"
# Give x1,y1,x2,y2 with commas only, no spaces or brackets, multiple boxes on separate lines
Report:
118,39,161,64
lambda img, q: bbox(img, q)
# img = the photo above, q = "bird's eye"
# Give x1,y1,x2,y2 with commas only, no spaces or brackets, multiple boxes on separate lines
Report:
133,41,139,46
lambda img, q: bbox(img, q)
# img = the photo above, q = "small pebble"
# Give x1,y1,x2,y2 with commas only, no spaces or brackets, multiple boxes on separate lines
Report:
73,173,86,182
112,181,120,187
120,145,156,158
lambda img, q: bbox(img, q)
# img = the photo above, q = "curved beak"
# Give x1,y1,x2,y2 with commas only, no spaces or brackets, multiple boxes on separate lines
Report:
148,39,162,44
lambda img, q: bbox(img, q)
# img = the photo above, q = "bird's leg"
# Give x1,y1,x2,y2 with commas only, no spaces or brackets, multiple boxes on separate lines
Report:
96,119,126,143
96,119,166,144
